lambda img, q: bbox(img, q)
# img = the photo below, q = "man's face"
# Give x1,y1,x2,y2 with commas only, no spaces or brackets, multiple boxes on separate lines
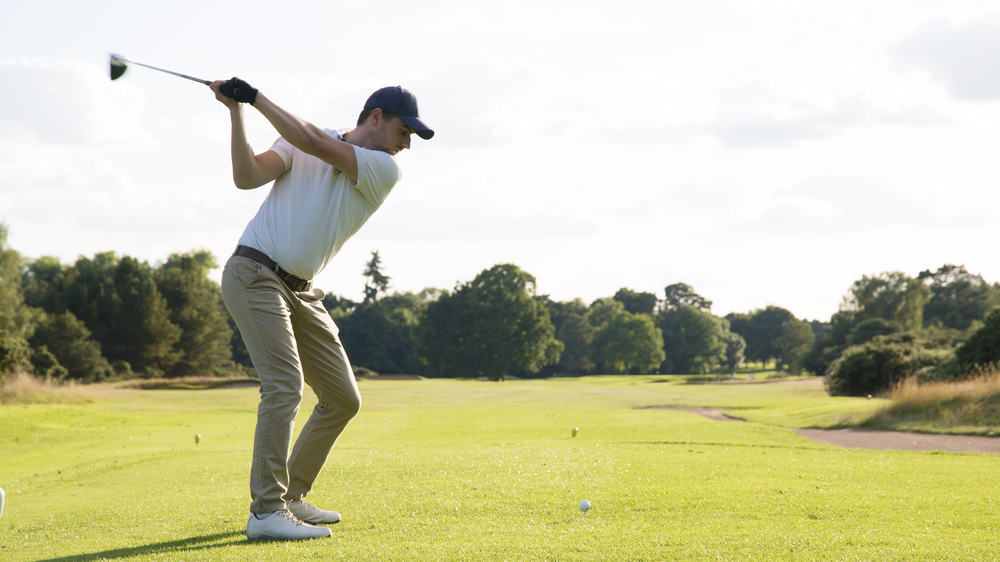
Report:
373,112,414,155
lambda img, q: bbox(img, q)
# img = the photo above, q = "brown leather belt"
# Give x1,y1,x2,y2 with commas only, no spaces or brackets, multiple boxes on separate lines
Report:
233,245,312,292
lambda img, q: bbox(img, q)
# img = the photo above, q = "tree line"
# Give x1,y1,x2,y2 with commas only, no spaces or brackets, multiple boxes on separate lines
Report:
2,224,998,395
1,225,240,383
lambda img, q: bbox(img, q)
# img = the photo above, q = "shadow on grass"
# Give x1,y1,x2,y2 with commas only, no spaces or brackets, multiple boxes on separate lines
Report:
38,530,247,561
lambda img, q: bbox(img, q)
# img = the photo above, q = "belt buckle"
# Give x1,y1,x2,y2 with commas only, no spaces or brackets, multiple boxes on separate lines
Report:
280,270,309,292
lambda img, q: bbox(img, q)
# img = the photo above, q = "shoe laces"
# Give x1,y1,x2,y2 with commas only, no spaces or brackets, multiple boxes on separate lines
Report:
278,508,307,526
291,499,320,515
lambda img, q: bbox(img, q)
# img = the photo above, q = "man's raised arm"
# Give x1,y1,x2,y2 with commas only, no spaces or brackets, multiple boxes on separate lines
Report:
216,78,359,181
210,81,286,189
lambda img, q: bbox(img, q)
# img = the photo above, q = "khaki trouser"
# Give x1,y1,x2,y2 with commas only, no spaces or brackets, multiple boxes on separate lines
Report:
221,254,361,514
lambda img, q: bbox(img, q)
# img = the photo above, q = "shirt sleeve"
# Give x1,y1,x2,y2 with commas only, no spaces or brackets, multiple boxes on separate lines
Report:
268,136,294,171
351,145,400,208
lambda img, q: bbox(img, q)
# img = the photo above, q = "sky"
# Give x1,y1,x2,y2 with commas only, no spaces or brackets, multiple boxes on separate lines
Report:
2,0,999,321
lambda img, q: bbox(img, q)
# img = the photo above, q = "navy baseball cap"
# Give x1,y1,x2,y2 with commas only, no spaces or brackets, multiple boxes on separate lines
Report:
364,86,434,139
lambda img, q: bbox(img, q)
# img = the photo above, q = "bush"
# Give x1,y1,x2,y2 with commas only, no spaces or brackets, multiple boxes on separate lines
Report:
30,312,113,383
0,334,32,380
826,334,952,396
953,309,1000,372
30,346,68,380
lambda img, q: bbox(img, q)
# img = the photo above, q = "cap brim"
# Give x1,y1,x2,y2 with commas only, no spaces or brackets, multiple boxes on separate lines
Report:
400,115,434,140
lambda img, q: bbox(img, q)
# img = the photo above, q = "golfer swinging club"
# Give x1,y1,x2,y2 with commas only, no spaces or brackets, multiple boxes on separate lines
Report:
211,77,433,541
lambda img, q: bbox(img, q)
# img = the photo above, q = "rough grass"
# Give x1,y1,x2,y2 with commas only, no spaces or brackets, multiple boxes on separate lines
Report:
113,376,261,391
0,371,91,405
1,376,998,560
862,369,1000,435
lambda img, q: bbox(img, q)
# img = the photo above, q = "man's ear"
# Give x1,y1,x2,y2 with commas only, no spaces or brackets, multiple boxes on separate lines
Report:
368,107,383,126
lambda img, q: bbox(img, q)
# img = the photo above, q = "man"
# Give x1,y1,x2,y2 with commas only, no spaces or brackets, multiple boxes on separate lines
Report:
211,77,433,541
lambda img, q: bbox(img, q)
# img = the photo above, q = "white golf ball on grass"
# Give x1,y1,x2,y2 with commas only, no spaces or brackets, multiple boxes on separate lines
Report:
579,500,591,513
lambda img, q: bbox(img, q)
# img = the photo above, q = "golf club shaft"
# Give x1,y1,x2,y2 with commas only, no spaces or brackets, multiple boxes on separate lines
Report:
127,59,210,85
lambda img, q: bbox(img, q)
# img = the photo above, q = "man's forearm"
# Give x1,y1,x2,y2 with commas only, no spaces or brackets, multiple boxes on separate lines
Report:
251,93,358,180
229,105,258,189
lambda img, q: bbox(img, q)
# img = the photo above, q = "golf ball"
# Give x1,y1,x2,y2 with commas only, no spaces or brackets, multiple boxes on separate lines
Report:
572,427,579,437
579,500,591,512
195,434,201,444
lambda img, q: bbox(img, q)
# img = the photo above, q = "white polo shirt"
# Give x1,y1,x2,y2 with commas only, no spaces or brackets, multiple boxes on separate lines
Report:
237,129,400,279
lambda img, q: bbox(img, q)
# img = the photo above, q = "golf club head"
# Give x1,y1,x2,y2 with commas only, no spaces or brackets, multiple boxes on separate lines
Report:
109,53,128,81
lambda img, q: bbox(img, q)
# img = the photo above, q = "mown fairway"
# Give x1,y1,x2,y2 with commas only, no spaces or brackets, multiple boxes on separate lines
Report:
1,376,998,560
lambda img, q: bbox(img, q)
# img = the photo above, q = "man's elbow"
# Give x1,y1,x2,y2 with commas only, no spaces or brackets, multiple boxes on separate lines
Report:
297,126,336,159
233,173,261,190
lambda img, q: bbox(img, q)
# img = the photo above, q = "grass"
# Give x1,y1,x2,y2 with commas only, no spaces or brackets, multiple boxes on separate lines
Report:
0,372,92,405
861,369,1000,436
1,375,998,560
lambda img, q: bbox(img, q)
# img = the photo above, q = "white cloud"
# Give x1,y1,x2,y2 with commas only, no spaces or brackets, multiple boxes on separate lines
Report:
710,92,949,148
894,17,1000,101
0,58,148,145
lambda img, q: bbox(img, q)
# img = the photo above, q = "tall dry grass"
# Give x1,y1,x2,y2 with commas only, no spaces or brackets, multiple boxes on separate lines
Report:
0,371,91,404
863,366,1000,435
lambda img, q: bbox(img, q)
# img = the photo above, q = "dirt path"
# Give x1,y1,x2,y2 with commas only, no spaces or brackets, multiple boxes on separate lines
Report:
639,406,743,422
793,428,1000,454
645,406,1000,454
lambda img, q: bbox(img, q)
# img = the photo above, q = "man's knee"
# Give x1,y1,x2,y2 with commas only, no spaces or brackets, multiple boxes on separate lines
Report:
319,389,361,419
340,390,362,419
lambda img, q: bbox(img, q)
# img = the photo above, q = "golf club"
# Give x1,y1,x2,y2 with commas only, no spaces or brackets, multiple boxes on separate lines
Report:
109,53,210,85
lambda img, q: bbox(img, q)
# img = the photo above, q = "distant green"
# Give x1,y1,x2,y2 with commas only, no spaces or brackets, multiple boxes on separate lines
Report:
1,376,998,560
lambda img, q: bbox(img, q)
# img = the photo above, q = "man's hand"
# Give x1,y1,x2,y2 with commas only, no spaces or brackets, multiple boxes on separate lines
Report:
219,77,259,104
210,80,239,109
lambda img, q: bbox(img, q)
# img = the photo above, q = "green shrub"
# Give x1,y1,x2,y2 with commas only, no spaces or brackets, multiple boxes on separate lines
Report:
30,312,113,383
0,334,31,378
953,309,1000,372
826,334,952,396
30,346,68,380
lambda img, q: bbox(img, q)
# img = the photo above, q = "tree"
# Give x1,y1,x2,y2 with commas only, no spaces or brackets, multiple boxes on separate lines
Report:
0,224,34,379
362,250,391,304
589,306,664,374
323,293,357,320
952,309,1000,374
738,306,792,365
29,311,113,382
543,298,593,375
340,292,426,374
417,264,562,380
60,253,181,376
842,272,929,332
724,312,751,338
21,255,65,312
586,298,625,329
774,316,815,373
553,313,594,374
613,288,658,315
155,251,235,377
848,318,900,346
663,283,712,311
735,306,814,372
658,305,728,374
723,330,746,374
919,265,999,331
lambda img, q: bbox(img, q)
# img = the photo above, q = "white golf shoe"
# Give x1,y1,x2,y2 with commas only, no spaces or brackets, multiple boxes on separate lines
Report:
288,499,342,524
246,510,332,541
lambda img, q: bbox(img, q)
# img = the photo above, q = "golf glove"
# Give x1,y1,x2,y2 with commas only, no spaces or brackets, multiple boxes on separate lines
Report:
220,77,258,104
